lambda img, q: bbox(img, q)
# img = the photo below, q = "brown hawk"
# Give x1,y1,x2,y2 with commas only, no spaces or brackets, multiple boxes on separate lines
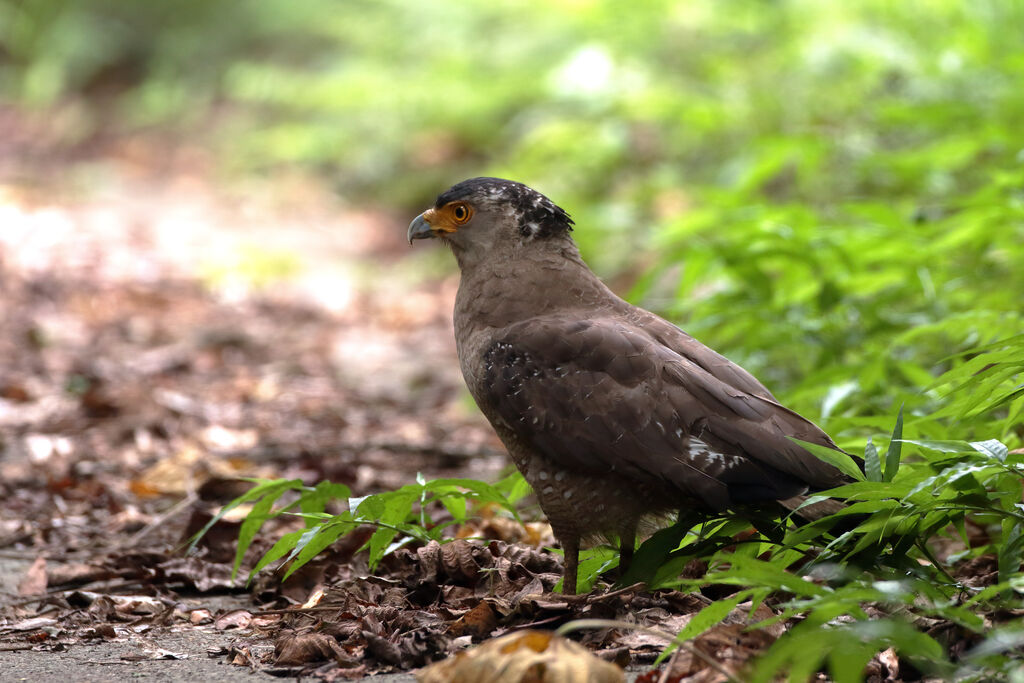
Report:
408,177,852,594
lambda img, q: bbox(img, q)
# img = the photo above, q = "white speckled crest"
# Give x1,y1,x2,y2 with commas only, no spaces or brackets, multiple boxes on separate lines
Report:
434,177,573,239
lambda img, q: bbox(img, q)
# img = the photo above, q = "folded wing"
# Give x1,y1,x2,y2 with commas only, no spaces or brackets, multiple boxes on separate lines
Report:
481,315,849,512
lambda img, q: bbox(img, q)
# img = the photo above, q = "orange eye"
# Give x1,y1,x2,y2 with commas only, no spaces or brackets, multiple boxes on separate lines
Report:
451,203,471,224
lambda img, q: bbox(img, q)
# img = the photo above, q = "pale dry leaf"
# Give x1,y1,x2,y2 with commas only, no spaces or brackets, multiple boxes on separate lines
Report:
878,647,899,679
416,630,624,683
302,586,327,608
17,556,47,596
189,609,214,625
5,617,59,632
215,609,253,631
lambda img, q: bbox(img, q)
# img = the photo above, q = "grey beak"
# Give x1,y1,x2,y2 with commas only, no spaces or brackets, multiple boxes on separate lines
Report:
407,213,435,244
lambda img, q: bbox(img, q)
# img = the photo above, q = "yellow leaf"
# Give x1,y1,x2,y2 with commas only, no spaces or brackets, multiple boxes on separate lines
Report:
417,630,623,683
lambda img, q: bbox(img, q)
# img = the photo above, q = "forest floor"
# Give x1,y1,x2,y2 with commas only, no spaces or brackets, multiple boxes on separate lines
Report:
0,126,736,681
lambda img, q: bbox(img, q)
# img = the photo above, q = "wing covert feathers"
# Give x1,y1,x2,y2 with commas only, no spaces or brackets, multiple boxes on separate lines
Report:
480,314,849,512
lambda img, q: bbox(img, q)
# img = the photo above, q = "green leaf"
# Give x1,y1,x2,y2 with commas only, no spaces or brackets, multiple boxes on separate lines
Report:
622,513,703,587
864,436,882,482
495,471,533,505
704,555,827,597
883,405,903,482
232,481,303,578
900,439,976,454
249,528,305,578
438,493,469,523
575,546,618,594
828,641,874,683
367,526,399,568
751,617,951,682
283,521,352,579
352,494,384,519
790,438,865,481
997,519,1023,587
187,478,303,553
970,439,1008,463
427,477,520,518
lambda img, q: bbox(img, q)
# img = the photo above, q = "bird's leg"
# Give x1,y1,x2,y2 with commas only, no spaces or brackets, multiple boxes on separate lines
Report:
618,522,637,579
561,535,580,595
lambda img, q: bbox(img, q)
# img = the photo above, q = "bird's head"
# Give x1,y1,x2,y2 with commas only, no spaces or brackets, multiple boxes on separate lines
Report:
407,178,574,266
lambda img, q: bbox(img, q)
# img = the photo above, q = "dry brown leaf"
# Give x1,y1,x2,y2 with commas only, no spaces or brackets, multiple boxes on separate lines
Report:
448,601,498,640
45,562,112,587
214,609,253,630
135,442,262,496
417,539,487,585
274,631,356,667
416,630,624,683
189,609,213,625
0,382,32,402
17,556,47,596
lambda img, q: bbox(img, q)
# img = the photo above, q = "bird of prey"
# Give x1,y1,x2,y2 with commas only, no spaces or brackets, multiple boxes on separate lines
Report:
408,177,851,594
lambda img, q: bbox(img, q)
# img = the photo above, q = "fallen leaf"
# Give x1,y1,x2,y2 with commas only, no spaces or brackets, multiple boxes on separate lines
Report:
215,609,253,630
122,649,188,661
46,562,113,587
5,617,59,632
448,601,497,640
301,585,327,609
18,556,47,596
274,631,356,666
416,630,624,683
878,647,899,679
190,609,214,625
0,382,32,402
82,624,118,639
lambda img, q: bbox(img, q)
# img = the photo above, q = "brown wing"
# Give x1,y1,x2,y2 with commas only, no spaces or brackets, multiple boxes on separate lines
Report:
633,310,779,402
481,315,849,512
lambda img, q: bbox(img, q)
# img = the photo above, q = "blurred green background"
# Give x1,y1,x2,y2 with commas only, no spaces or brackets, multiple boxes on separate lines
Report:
2,0,1022,445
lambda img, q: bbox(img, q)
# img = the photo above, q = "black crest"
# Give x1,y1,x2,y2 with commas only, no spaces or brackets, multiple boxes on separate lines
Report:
435,177,574,239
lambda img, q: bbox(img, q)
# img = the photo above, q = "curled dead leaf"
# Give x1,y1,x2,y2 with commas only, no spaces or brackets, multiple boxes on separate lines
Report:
274,631,356,667
416,630,624,683
417,539,486,585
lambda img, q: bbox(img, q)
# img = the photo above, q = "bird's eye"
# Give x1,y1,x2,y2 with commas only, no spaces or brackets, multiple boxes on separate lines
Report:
451,203,471,224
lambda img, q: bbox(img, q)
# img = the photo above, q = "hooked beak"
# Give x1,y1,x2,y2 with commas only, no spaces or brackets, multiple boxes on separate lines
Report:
407,212,436,244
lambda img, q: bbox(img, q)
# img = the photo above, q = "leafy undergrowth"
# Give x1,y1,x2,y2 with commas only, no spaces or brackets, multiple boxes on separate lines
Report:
215,334,1024,681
